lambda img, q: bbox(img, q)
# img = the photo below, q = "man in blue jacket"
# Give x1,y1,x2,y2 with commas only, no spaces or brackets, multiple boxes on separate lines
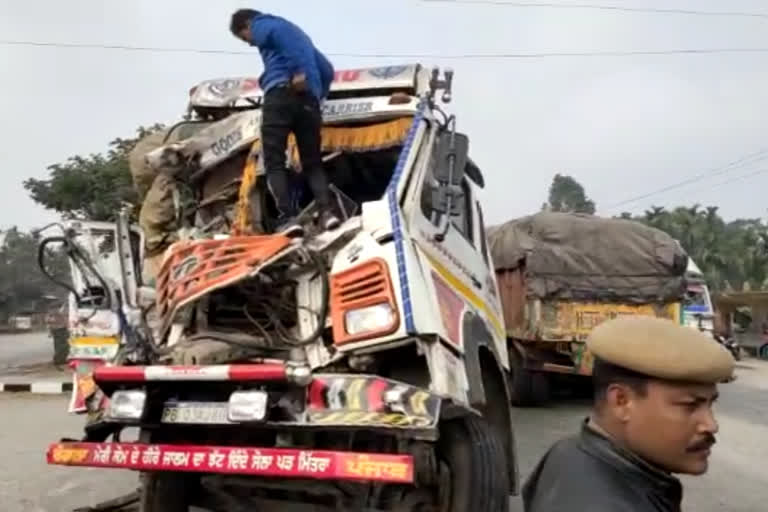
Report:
230,9,339,237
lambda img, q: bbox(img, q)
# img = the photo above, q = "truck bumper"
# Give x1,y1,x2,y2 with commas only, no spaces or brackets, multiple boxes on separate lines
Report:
47,441,414,484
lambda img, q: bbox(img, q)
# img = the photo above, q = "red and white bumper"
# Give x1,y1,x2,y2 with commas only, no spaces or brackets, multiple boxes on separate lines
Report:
93,363,289,383
47,442,414,484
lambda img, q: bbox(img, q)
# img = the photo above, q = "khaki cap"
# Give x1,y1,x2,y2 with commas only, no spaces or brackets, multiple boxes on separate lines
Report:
587,316,735,383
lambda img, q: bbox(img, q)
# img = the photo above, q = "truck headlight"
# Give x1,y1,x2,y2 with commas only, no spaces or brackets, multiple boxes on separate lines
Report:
330,258,400,345
107,390,146,421
345,303,396,336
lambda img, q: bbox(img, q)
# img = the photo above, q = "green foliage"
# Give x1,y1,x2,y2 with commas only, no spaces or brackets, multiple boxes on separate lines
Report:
0,228,69,321
23,124,164,222
545,173,596,214
543,173,768,293
620,205,768,293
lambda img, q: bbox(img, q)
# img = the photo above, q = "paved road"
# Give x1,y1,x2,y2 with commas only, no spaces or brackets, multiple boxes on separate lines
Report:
0,332,53,371
2,360,767,511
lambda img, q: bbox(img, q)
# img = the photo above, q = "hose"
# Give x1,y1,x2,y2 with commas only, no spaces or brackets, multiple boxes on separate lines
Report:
229,248,330,350
38,236,80,303
274,248,330,347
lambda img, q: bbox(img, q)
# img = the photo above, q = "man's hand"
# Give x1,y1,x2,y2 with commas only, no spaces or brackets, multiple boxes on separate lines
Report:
291,73,308,92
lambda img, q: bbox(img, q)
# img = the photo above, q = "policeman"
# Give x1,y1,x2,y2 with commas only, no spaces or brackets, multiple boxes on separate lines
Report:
523,316,735,512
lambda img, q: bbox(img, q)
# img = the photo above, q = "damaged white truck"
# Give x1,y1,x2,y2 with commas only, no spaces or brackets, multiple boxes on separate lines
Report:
43,64,517,511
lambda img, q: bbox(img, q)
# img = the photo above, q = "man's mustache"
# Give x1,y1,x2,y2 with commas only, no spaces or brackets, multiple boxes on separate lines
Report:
687,433,716,452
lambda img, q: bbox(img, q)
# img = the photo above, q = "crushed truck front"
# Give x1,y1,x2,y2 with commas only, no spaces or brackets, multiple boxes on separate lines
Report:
46,64,517,511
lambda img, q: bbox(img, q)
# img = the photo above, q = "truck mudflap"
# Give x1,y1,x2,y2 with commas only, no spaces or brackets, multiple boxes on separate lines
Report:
47,442,414,484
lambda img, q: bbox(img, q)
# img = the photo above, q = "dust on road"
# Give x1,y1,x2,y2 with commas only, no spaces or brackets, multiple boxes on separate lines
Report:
2,360,767,512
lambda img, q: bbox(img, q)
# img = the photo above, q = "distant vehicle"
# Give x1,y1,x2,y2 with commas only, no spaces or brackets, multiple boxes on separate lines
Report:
9,316,32,330
683,258,715,336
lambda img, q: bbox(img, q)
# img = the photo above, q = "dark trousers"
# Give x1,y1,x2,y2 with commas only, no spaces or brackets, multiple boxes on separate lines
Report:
261,86,331,219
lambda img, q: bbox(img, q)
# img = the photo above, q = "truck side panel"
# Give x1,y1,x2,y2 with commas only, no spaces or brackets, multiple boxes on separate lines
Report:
498,267,682,375
496,268,528,335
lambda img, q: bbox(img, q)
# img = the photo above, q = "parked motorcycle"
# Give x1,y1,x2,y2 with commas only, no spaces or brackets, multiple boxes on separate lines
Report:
695,314,741,361
714,333,741,361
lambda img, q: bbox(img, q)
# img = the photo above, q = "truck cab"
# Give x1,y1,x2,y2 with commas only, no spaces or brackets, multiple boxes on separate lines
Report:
38,219,144,414
46,65,517,512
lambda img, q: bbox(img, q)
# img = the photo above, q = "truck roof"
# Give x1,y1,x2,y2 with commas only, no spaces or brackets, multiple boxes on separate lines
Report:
149,65,436,176
188,64,431,110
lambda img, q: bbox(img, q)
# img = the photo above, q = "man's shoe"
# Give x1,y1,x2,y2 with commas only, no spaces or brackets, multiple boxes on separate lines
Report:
320,211,341,231
276,219,305,238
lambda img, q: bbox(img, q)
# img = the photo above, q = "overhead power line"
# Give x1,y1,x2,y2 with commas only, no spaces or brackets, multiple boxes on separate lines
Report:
2,39,768,59
421,0,768,20
704,167,768,189
663,167,768,201
607,149,768,210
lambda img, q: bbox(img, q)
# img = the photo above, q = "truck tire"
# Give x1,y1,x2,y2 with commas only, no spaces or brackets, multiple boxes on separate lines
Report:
139,472,189,512
438,416,509,512
509,367,549,407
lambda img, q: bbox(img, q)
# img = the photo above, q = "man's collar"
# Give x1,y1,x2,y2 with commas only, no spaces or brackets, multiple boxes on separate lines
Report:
580,417,682,491
585,416,612,439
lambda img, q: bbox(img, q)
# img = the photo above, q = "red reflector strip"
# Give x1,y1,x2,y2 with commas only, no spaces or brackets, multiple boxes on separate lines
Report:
366,378,389,411
308,379,328,409
47,442,413,483
94,364,287,383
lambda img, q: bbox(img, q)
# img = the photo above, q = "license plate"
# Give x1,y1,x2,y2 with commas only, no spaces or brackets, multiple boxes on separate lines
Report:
161,402,231,425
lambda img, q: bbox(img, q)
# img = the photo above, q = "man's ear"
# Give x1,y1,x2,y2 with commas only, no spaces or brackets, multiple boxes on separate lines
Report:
603,383,636,423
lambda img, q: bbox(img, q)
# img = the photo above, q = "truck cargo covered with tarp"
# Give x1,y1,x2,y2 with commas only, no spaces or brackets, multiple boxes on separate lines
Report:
487,212,688,303
486,212,688,404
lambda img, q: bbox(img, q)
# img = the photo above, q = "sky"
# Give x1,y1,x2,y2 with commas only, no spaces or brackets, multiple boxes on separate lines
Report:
1,0,768,230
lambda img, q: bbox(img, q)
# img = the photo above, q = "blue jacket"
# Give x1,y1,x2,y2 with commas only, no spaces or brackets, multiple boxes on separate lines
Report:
249,14,334,102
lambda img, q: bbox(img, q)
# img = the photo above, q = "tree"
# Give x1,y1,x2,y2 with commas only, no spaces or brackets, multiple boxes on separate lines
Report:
545,174,596,214
0,228,69,321
23,124,164,222
624,205,768,293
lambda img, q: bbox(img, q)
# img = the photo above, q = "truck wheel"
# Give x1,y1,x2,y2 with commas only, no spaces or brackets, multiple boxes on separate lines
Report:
437,416,509,512
139,472,190,512
509,366,549,407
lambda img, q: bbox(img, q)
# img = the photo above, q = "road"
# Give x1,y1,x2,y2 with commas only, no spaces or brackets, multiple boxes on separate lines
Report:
0,332,53,371
1,359,767,511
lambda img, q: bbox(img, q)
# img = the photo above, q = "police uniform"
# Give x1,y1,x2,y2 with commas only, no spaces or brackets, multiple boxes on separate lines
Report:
522,316,735,512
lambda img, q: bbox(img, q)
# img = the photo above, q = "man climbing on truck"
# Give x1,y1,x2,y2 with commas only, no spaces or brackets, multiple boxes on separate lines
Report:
230,8,340,237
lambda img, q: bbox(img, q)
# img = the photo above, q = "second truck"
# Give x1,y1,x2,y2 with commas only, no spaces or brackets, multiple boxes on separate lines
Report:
488,211,689,406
